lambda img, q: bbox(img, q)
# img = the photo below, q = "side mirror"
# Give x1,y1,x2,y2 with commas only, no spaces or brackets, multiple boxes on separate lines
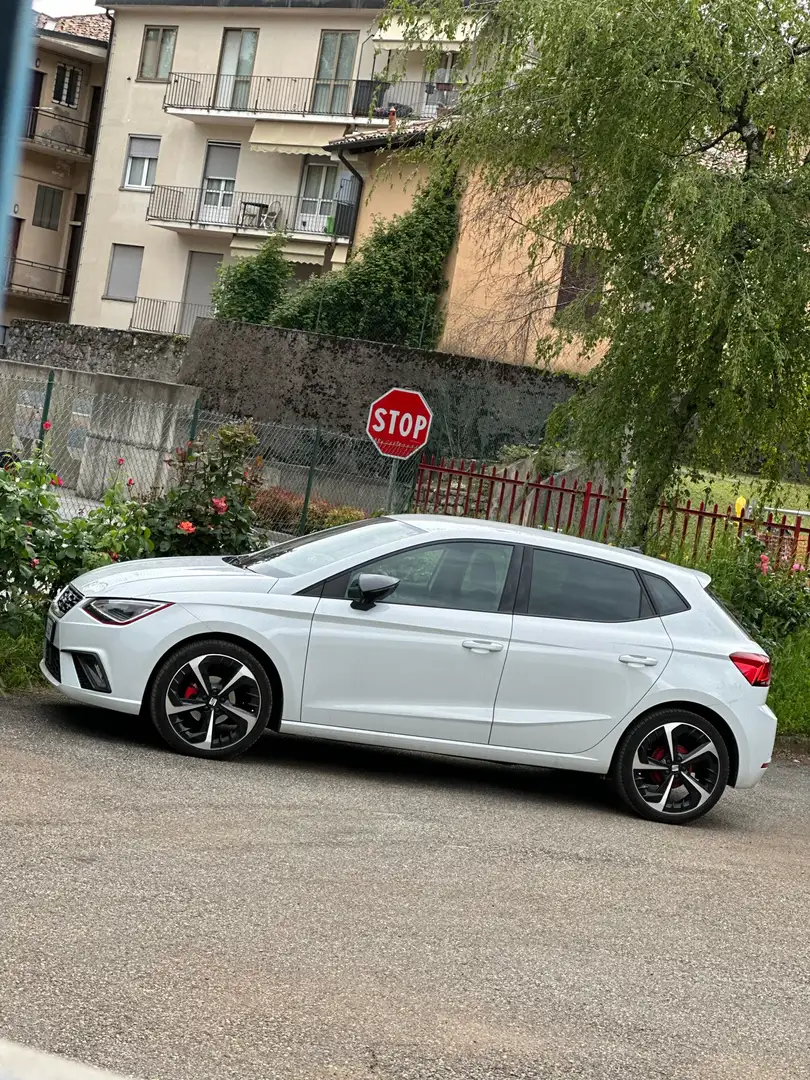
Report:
347,573,400,610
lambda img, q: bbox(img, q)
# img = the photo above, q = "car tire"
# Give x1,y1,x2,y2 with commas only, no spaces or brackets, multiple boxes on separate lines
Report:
149,638,273,759
612,708,730,824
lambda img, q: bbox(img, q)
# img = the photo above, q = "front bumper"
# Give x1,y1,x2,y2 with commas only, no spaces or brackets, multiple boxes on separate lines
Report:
43,596,206,715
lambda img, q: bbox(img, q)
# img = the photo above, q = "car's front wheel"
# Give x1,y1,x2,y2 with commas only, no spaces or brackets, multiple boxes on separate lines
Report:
613,708,730,824
149,638,273,759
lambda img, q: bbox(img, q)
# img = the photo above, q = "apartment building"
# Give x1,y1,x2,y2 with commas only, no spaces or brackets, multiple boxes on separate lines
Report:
69,0,467,335
4,14,108,327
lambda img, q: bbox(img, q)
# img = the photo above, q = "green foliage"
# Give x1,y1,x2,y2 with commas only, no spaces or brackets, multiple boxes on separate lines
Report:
0,608,45,692
768,629,810,735
271,172,459,348
391,0,810,538
211,236,292,324
144,423,263,556
496,444,535,466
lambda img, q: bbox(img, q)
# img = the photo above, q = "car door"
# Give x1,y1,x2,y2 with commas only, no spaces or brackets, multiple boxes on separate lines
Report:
491,545,673,754
301,539,519,743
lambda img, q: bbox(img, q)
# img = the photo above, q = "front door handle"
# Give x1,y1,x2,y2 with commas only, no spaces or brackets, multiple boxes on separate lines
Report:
619,654,659,667
462,639,504,654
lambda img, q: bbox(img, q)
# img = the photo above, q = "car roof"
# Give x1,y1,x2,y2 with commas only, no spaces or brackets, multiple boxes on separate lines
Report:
392,515,710,587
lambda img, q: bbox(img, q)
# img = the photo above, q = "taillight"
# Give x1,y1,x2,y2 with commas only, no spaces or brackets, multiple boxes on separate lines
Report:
730,652,771,687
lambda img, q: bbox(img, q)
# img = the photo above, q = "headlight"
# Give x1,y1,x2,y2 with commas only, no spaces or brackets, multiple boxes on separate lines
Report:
84,598,172,625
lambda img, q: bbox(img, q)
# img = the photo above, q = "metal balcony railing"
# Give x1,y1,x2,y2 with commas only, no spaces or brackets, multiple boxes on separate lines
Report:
130,297,213,335
4,259,71,302
22,107,92,156
146,185,358,239
164,73,460,121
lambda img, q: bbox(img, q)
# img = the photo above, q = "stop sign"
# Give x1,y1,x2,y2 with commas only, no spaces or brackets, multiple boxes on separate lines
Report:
366,387,433,460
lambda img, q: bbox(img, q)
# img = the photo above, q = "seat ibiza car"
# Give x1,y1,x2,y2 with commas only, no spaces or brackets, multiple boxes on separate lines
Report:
41,516,776,824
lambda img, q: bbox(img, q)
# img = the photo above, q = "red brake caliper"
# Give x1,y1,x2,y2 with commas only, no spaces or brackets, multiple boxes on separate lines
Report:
183,685,198,699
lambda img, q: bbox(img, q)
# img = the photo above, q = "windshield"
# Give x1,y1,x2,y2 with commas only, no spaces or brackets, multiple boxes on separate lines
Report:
236,518,421,578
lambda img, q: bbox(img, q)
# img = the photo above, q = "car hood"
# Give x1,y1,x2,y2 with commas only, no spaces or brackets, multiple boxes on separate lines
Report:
71,556,272,597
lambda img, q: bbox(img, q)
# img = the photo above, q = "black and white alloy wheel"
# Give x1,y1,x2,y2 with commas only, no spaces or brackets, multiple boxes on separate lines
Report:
149,639,273,758
613,708,730,823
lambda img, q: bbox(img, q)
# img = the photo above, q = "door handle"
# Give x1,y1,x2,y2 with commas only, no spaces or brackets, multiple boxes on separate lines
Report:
462,639,504,653
619,654,659,667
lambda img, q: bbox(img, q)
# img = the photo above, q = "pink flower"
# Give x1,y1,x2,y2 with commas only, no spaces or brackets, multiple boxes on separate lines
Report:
109,552,119,561
30,557,39,567
117,457,125,466
177,520,196,534
42,421,51,431
127,478,134,487
211,496,228,515
50,476,63,487
792,563,803,572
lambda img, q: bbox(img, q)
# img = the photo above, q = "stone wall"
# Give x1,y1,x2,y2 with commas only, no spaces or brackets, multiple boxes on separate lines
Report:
4,320,187,382
180,322,578,459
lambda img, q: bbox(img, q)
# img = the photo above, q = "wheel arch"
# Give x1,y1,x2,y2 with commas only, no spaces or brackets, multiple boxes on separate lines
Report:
142,632,285,732
612,700,740,786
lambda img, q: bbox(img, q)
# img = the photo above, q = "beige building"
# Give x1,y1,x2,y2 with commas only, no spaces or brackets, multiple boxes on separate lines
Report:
331,124,600,373
69,0,467,335
4,14,108,328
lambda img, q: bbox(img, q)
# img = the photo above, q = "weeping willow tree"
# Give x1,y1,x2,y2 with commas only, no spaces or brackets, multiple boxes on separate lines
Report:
388,0,810,540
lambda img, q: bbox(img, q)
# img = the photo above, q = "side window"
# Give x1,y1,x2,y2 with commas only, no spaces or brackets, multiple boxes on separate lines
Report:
526,548,645,622
641,572,689,616
53,64,82,108
347,541,514,613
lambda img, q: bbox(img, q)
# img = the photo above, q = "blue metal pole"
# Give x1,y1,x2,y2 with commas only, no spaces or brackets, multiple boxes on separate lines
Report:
0,0,34,327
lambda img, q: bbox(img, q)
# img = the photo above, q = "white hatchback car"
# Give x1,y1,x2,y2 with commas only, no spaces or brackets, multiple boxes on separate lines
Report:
41,515,777,824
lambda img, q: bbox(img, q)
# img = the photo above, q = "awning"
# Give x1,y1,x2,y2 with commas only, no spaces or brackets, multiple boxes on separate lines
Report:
374,37,462,52
249,121,345,157
372,17,470,51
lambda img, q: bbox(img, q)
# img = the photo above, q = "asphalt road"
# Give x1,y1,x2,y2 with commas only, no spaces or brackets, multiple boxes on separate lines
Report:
1,695,808,1080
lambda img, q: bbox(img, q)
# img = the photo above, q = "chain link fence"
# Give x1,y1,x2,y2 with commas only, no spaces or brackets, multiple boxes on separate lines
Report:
0,368,417,531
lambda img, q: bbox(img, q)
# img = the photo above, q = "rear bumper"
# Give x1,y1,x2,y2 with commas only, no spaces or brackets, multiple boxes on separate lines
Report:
733,703,778,788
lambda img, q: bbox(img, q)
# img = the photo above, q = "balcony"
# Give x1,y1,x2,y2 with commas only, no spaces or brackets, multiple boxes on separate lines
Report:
4,259,71,303
21,107,93,159
146,185,358,240
164,73,460,125
130,297,213,336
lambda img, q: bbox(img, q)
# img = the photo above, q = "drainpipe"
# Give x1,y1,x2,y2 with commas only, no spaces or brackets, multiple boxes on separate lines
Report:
67,7,115,323
337,150,365,254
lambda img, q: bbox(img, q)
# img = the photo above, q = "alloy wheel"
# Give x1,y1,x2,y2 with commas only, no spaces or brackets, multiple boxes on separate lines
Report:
164,653,262,751
631,721,721,816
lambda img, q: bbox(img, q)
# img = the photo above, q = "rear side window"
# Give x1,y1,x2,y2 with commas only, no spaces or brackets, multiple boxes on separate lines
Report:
641,572,689,616
525,547,646,622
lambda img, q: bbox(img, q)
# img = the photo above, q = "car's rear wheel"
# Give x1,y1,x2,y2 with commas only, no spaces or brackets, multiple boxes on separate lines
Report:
149,639,272,759
613,708,729,824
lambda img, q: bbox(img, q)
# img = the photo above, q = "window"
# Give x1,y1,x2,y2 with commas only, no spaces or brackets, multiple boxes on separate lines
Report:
215,29,259,109
348,541,515,612
313,31,359,113
525,547,646,623
555,246,601,319
138,26,177,81
642,572,689,616
53,64,82,107
105,244,144,302
124,136,160,189
32,185,63,230
238,519,420,579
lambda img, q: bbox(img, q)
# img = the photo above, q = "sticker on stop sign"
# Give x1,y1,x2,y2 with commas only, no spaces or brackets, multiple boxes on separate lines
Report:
366,387,433,460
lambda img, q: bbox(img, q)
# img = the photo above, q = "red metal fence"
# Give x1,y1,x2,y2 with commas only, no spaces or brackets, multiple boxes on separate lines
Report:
414,457,810,565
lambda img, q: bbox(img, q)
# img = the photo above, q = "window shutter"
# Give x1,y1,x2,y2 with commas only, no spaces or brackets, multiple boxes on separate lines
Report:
66,67,82,106
106,245,144,301
204,143,239,179
53,65,66,103
129,136,160,159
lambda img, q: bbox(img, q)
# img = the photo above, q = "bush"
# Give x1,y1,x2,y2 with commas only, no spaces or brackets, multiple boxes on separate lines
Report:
271,171,459,348
252,485,367,535
144,422,263,556
0,608,45,691
211,236,292,324
768,629,810,735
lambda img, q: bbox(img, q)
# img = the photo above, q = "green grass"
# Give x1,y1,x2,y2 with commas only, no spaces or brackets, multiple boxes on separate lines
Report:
679,472,810,514
769,630,810,735
0,620,45,692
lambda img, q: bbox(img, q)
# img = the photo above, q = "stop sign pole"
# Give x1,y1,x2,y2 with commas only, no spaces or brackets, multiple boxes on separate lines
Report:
366,387,433,512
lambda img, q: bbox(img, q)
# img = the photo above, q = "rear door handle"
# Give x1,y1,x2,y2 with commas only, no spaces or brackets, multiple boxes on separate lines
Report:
619,654,658,667
462,639,504,653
